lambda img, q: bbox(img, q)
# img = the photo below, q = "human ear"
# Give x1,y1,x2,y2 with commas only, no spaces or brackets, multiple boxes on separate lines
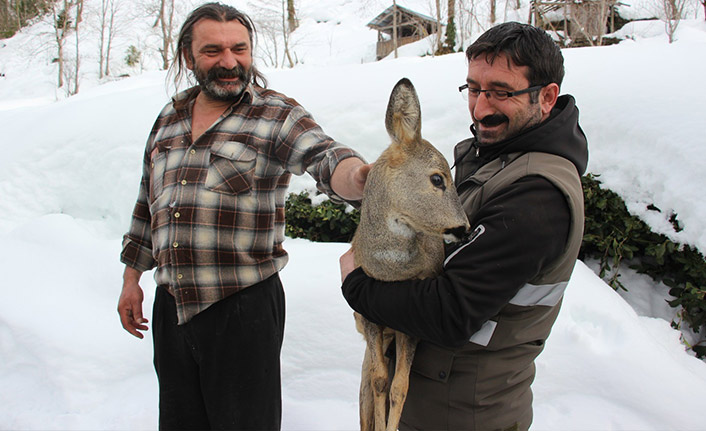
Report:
540,83,560,117
184,47,195,70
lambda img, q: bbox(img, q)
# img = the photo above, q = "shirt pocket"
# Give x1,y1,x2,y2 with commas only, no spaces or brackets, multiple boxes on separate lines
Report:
205,141,258,195
149,151,168,201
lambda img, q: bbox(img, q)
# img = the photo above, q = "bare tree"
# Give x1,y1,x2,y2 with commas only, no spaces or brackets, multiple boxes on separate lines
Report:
1,0,51,37
98,0,121,78
490,0,497,23
286,0,297,32
0,0,15,35
456,0,475,48
51,0,73,88
281,0,295,67
435,0,443,53
257,17,280,68
248,0,296,68
71,0,83,95
154,0,175,70
662,0,687,42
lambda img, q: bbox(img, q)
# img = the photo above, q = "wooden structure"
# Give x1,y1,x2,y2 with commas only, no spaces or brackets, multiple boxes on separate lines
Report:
530,0,622,46
367,4,439,60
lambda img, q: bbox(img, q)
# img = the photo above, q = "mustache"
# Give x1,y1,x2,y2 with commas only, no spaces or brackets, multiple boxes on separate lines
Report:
479,114,508,127
209,65,249,81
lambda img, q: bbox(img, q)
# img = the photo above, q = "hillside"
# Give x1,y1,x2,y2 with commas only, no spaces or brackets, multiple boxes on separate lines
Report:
1,0,706,428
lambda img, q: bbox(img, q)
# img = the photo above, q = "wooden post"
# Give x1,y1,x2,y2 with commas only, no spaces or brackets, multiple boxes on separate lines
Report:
393,0,398,58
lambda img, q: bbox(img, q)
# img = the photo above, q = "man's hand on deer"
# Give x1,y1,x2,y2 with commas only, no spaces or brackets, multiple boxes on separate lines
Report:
330,158,373,201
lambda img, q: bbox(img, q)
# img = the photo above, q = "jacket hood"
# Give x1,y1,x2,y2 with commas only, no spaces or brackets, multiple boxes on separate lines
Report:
461,94,589,176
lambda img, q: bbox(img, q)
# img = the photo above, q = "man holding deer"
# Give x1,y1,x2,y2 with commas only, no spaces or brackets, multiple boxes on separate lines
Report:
340,22,588,430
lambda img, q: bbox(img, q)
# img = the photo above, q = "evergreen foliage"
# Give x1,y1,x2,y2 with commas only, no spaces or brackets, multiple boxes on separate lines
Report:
284,175,706,357
285,191,359,243
580,174,706,357
444,17,456,51
124,45,141,67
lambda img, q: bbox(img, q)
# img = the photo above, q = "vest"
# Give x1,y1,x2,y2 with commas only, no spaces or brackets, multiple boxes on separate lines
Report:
400,150,585,431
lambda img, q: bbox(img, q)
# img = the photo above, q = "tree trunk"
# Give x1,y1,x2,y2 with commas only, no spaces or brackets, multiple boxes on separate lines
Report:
157,0,174,70
287,0,297,32
445,0,456,50
392,0,398,58
72,0,83,95
105,1,116,76
53,0,72,89
435,0,442,53
281,0,294,67
0,0,12,35
98,0,107,79
490,0,496,23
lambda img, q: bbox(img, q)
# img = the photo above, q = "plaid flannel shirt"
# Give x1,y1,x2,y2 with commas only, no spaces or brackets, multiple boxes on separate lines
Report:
121,85,364,324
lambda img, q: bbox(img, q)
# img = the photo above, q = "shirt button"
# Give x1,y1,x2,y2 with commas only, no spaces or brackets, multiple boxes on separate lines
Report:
190,149,196,155
177,273,183,280
173,242,179,248
438,371,447,379
174,212,181,218
150,162,154,168
181,179,187,185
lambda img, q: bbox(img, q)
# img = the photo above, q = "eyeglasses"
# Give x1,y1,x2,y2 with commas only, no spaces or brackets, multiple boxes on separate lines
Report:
458,83,545,101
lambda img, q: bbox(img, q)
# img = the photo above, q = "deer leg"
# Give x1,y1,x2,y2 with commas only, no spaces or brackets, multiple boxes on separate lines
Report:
386,332,417,431
359,344,375,431
356,313,376,431
362,322,389,431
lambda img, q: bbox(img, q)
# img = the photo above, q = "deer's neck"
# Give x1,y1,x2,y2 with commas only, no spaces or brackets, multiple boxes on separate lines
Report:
361,211,420,260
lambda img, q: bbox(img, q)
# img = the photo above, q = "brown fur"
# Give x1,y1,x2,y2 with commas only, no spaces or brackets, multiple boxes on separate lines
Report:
351,78,469,431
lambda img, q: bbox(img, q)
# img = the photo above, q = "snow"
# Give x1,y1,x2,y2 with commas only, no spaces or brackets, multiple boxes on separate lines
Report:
1,0,705,429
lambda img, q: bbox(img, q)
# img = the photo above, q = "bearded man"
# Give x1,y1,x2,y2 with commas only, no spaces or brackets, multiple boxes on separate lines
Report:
117,3,368,429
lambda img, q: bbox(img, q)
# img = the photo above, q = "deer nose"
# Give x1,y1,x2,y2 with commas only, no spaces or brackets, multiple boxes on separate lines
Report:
443,225,470,243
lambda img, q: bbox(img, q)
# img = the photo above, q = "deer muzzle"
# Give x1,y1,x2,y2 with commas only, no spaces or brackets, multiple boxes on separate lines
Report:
443,225,470,243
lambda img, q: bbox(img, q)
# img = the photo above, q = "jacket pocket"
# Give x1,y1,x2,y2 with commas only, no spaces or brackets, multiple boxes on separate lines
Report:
410,341,454,383
205,141,258,195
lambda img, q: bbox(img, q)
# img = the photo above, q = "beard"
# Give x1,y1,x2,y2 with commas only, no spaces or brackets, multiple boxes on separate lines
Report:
193,63,253,102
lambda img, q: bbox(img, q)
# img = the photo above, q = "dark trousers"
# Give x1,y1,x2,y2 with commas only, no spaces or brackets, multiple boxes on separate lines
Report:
152,275,286,430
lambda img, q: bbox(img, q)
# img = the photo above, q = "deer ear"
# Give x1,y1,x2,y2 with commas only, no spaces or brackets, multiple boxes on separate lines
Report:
385,78,422,145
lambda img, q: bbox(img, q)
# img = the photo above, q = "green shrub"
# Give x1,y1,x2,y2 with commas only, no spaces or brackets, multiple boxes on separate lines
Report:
285,191,359,243
124,45,142,67
580,174,706,357
284,176,706,357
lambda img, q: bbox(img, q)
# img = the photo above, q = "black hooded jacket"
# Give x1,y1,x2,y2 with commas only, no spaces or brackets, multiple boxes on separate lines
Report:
341,95,589,349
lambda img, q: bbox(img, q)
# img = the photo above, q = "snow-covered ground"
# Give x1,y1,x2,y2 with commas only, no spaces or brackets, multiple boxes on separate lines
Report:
1,0,705,429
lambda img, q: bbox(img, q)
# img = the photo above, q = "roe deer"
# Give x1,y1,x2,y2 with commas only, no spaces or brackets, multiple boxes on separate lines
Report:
351,78,470,431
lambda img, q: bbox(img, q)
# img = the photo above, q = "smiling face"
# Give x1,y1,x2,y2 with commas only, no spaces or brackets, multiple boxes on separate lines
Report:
466,53,558,145
185,19,253,102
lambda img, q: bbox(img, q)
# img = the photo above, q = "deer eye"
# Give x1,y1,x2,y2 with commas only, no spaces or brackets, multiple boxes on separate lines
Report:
430,174,445,190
